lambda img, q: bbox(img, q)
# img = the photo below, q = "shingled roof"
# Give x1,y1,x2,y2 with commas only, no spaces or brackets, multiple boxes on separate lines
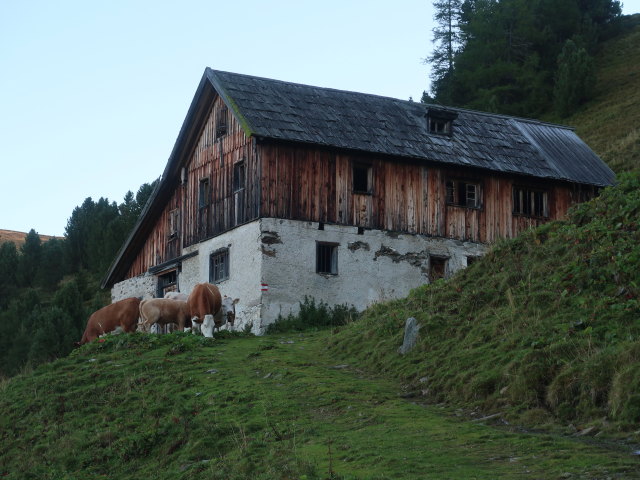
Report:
208,68,615,187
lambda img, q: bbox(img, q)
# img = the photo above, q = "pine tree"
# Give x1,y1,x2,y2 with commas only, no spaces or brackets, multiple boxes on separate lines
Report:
17,230,41,288
553,39,595,116
427,0,463,104
427,0,621,115
0,242,19,309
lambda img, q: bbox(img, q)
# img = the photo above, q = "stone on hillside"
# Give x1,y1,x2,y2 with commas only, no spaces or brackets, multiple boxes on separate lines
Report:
398,317,420,355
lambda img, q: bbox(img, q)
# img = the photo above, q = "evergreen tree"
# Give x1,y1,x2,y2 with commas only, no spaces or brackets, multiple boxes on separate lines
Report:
36,238,67,290
554,39,596,116
0,242,19,309
135,180,158,216
428,0,622,114
427,0,463,104
65,197,96,271
17,230,41,288
1,179,158,377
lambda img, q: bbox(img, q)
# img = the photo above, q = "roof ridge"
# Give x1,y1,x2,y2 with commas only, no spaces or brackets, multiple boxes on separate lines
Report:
207,67,574,130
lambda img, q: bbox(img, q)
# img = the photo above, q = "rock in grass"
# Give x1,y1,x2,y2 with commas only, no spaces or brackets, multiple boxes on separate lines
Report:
398,317,420,355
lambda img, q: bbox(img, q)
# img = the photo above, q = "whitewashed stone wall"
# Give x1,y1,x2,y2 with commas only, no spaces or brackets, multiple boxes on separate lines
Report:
110,218,487,334
179,221,264,334
111,272,156,302
257,218,487,332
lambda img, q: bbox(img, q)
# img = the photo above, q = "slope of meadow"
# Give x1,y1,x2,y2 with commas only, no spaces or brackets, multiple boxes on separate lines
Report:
328,172,640,440
1,329,639,479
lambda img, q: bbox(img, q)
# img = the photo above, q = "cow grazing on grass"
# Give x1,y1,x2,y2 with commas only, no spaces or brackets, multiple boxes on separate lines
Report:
164,291,189,302
138,298,191,332
78,297,141,345
187,283,239,337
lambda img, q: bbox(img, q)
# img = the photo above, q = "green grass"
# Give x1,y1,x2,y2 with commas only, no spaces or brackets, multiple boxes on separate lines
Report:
326,172,640,441
1,330,639,479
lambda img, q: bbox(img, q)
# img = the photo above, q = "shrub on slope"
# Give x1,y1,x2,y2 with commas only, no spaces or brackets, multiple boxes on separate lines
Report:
327,172,640,433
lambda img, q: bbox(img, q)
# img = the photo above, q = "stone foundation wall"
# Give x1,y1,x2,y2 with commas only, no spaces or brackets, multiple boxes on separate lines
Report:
110,218,488,334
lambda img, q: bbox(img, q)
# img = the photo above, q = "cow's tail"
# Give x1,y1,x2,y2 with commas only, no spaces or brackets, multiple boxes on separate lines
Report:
137,299,147,332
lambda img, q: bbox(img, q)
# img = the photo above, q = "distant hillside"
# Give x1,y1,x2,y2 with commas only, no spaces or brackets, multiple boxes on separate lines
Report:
565,17,640,173
0,229,61,248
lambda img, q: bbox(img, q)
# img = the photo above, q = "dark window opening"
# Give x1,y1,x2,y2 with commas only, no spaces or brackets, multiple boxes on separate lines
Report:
466,255,479,267
357,227,364,235
216,106,228,138
429,118,452,135
318,222,325,231
427,108,457,136
316,243,338,275
157,270,177,298
513,186,548,217
233,161,246,192
429,256,448,282
445,179,481,208
353,163,372,194
210,248,230,283
199,178,210,209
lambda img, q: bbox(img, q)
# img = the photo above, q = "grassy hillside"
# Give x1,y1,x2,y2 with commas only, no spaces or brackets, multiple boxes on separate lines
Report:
2,331,639,479
563,18,640,173
328,172,640,439
2,175,640,478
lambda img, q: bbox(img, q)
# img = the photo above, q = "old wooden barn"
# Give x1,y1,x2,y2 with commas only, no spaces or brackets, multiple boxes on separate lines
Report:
103,68,615,332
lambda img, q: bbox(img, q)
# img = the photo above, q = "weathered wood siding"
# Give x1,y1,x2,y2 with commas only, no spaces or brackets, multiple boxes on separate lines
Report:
124,109,598,280
182,96,258,246
258,143,597,243
125,96,258,278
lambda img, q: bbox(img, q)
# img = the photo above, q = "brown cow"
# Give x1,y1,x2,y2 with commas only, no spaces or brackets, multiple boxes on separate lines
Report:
78,297,141,345
138,298,191,332
187,283,239,337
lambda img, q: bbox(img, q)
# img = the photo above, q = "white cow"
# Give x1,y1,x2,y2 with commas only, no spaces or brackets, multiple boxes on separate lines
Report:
165,291,189,302
199,297,240,337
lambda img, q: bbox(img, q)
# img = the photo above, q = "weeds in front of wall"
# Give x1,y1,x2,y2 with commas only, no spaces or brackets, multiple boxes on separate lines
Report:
266,297,359,334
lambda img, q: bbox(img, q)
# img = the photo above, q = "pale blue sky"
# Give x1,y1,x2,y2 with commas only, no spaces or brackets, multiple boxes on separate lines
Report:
1,0,638,236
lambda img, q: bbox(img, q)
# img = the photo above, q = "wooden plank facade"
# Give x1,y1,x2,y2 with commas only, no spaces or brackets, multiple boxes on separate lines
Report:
123,94,598,279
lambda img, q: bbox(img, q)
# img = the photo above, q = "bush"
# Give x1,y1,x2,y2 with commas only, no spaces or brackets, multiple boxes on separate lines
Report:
265,297,359,334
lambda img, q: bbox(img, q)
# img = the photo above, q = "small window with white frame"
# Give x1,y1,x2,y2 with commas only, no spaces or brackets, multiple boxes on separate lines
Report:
446,179,481,209
316,242,338,275
210,248,230,283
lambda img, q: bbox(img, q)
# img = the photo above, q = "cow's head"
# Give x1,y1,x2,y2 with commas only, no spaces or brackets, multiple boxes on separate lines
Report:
221,296,240,326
